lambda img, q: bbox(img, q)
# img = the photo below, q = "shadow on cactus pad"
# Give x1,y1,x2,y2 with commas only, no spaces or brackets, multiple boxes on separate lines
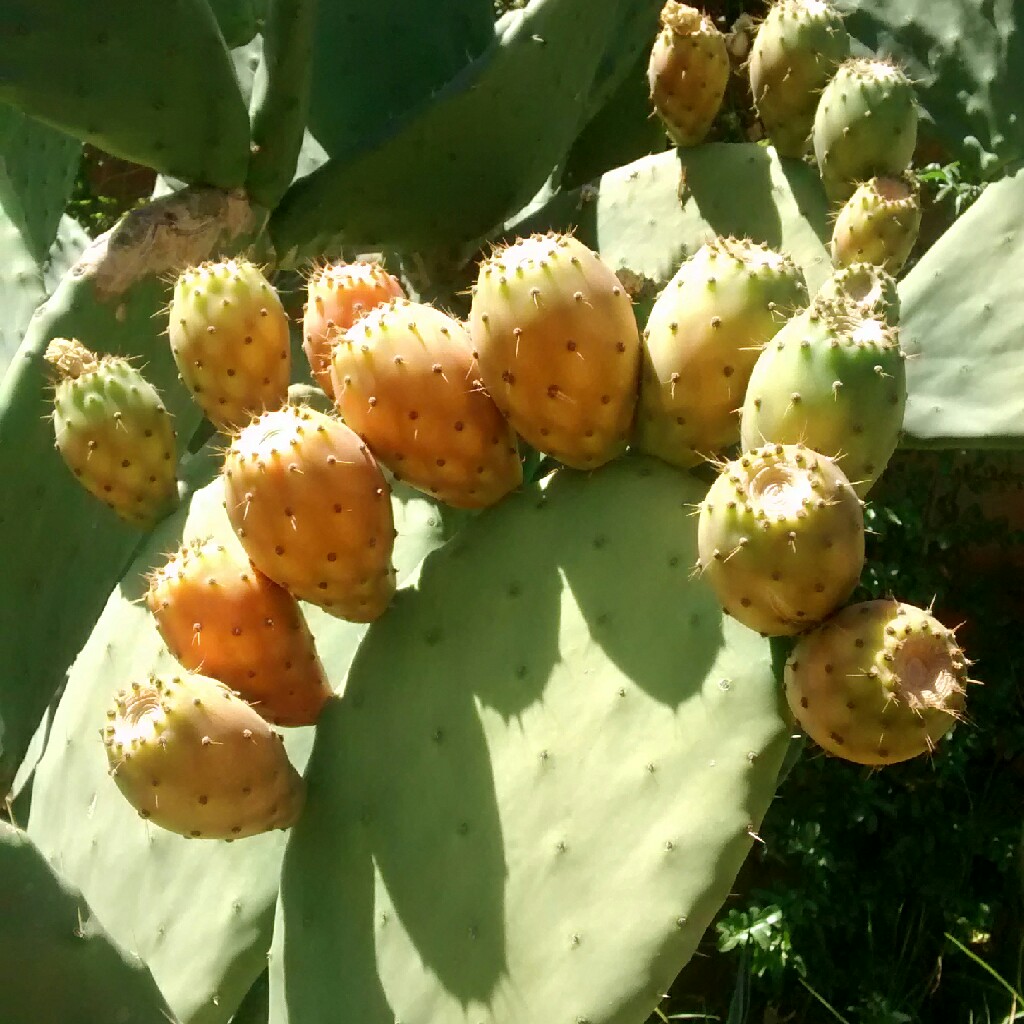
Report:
270,455,790,1024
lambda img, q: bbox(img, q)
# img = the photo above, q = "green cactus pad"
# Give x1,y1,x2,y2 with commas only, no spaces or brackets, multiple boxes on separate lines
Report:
41,215,90,296
26,460,470,1024
269,0,663,257
0,190,47,380
246,0,317,209
834,0,1024,177
897,164,1024,447
740,302,906,497
0,820,175,1024
0,103,81,263
507,145,833,309
269,456,790,1024
0,1,250,187
0,187,261,796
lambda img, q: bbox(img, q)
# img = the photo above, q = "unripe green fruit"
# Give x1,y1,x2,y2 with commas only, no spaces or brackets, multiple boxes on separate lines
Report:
813,58,918,204
740,299,906,497
750,0,850,158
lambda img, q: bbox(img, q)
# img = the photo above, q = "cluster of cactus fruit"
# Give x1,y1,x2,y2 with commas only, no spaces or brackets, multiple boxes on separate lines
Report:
7,0,1017,1019
46,217,967,841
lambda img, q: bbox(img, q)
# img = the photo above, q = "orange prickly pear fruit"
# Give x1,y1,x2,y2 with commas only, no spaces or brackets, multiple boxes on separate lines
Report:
330,299,521,509
102,672,306,840
222,405,396,622
786,600,971,765
145,537,333,726
303,260,405,400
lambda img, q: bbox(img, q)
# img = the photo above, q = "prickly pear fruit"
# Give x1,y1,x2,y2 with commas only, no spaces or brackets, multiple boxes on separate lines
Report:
45,338,178,528
831,174,922,276
102,672,305,839
813,58,918,203
740,300,906,497
786,600,970,765
303,261,405,400
749,0,850,157
696,443,864,635
168,258,291,431
145,538,332,727
814,262,900,324
330,300,522,509
468,232,640,470
222,405,396,622
647,1,730,146
638,237,809,468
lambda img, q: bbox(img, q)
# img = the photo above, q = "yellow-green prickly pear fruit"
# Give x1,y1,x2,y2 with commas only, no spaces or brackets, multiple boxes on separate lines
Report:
831,174,922,276
647,1,730,146
638,237,809,468
740,297,906,497
468,232,640,470
102,672,306,839
45,338,178,528
168,257,291,432
749,0,850,158
786,600,971,765
696,443,864,635
331,299,522,509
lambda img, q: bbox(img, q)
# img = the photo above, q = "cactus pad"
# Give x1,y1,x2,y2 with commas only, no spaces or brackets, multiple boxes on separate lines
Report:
269,456,790,1024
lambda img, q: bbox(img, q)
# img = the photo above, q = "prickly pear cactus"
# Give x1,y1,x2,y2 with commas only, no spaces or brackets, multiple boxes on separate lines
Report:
222,406,398,621
103,671,307,840
469,233,641,471
45,338,179,528
332,300,522,509
145,537,333,727
814,262,900,323
168,258,292,432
